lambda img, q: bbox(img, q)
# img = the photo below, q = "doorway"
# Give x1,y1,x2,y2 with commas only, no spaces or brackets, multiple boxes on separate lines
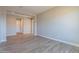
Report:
16,17,32,35
6,14,33,36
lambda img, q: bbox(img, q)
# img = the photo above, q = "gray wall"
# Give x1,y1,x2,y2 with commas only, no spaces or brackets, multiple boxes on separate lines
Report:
6,14,16,36
37,7,79,45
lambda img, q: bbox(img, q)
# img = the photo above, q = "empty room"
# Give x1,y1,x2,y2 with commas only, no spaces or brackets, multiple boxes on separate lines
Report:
0,6,79,53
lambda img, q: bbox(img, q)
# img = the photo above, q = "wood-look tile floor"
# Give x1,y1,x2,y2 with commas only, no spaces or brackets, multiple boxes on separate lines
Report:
0,34,79,53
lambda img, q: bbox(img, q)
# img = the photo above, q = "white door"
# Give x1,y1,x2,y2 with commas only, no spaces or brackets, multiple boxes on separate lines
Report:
16,19,21,33
24,18,31,34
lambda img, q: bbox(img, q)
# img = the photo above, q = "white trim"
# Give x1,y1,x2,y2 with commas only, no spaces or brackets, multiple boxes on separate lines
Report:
32,15,37,35
0,39,7,43
6,33,16,36
37,34,79,47
35,16,37,35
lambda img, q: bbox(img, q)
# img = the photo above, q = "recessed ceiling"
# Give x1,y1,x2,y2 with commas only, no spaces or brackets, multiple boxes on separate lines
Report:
3,6,55,16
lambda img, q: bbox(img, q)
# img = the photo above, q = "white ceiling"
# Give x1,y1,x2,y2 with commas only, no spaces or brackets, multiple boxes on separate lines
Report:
3,6,54,16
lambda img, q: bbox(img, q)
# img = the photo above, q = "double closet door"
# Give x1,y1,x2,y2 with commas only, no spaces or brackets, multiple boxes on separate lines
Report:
16,17,31,34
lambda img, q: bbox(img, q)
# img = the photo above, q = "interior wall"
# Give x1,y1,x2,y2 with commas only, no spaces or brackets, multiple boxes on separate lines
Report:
6,14,16,36
37,7,79,46
0,9,6,42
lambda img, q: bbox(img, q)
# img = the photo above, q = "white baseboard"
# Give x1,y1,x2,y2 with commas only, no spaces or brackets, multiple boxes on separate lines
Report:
37,34,79,47
6,33,16,36
0,39,7,43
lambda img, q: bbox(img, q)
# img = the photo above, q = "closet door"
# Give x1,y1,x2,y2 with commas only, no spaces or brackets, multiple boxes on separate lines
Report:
24,18,31,34
16,19,21,33
16,18,24,33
